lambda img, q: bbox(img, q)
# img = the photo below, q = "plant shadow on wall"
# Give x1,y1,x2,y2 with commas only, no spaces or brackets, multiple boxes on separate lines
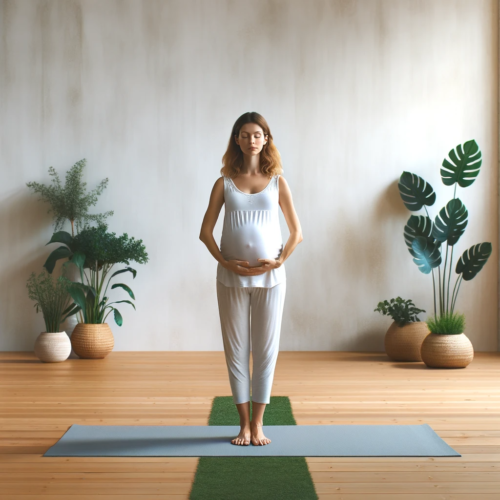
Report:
321,177,408,353
26,159,149,362
380,139,492,369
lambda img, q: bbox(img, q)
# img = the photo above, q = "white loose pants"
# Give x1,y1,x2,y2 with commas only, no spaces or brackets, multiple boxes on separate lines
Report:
216,280,286,405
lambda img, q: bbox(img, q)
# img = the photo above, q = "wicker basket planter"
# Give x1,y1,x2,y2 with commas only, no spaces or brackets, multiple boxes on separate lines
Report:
420,332,474,368
384,321,430,361
70,323,115,359
34,331,72,363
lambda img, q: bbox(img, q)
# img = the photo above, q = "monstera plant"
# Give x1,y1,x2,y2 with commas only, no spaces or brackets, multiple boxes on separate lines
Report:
397,139,492,368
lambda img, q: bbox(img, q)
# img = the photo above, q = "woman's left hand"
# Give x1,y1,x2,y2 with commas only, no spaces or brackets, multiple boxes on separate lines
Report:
258,258,282,270
243,258,282,275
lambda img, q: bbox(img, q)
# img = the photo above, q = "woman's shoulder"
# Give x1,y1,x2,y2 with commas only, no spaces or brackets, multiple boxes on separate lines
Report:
216,175,234,194
276,174,290,195
212,176,225,193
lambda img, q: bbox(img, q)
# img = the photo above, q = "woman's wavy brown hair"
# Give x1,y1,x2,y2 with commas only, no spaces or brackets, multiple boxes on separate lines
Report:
220,112,283,179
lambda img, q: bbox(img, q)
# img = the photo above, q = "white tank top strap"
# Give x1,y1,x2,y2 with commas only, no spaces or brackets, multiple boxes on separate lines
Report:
224,174,277,194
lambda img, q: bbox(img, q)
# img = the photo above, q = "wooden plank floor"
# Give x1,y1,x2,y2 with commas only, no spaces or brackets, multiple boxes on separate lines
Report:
0,350,499,499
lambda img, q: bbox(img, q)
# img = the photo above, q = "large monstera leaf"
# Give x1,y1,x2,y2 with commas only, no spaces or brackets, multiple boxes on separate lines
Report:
431,198,468,246
411,236,442,274
398,172,436,211
404,215,436,257
456,242,492,281
441,139,482,187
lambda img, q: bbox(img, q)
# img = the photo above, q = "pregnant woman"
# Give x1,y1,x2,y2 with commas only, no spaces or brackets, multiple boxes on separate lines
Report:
199,111,303,446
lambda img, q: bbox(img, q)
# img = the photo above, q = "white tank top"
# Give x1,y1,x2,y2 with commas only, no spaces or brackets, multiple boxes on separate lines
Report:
216,174,286,288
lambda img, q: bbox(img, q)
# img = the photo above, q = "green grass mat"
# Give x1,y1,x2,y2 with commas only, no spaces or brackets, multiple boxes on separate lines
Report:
189,396,318,499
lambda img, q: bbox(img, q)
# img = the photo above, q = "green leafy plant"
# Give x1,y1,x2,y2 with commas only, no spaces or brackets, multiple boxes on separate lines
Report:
43,223,149,326
426,311,465,335
398,139,492,321
26,268,77,333
374,297,426,327
26,158,114,237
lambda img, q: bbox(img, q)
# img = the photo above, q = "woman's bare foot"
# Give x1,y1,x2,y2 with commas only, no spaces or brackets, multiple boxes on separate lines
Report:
250,421,271,445
231,424,251,445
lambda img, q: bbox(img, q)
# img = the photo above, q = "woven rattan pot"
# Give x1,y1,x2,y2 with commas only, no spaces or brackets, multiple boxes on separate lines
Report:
70,323,114,359
34,331,72,363
384,321,430,361
420,332,474,368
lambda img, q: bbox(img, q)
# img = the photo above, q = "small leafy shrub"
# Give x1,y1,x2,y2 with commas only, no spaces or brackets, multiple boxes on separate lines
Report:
374,297,426,327
425,311,465,335
44,223,149,325
26,268,75,333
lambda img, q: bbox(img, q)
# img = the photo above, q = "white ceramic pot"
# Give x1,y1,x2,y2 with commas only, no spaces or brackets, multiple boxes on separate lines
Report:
34,331,72,363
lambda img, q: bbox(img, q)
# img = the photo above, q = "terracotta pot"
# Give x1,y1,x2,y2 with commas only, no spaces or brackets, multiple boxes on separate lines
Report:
34,331,72,363
384,321,430,361
420,332,474,368
70,323,115,359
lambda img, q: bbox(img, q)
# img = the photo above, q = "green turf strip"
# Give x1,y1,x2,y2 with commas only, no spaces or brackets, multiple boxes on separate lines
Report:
189,396,318,499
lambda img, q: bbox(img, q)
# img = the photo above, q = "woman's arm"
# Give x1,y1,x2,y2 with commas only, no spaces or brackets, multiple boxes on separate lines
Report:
199,177,228,266
276,175,303,265
199,178,254,276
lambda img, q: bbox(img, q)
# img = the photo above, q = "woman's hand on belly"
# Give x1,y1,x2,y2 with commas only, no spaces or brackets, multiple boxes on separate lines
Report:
222,258,281,276
222,259,255,276
236,258,282,276
255,258,282,272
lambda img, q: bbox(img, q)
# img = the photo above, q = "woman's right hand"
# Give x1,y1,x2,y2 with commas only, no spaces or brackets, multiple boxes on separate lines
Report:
223,259,268,276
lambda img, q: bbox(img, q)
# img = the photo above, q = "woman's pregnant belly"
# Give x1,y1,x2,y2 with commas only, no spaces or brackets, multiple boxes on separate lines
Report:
221,217,283,267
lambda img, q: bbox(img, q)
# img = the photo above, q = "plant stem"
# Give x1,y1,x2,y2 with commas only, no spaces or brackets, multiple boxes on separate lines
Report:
442,244,448,314
95,260,99,322
98,264,109,323
431,268,437,318
451,275,463,313
447,245,454,312
437,266,443,316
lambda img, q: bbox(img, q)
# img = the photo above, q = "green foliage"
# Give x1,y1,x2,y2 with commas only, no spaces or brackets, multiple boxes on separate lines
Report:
432,198,468,245
26,159,148,328
398,139,492,320
26,268,78,333
72,225,149,269
403,215,434,255
44,223,149,326
26,159,114,236
374,297,426,327
455,242,492,281
398,172,436,211
425,311,465,335
411,236,442,274
441,139,482,187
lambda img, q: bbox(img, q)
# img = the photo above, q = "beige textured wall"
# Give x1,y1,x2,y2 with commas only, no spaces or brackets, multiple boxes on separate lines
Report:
0,0,498,352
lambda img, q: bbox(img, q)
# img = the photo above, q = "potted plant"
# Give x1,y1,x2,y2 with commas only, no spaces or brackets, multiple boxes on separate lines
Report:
398,139,492,368
26,159,114,337
43,223,149,359
374,297,429,361
26,268,76,362
421,311,472,368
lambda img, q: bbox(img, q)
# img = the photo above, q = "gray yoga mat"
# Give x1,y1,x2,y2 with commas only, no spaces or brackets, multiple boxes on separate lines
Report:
44,423,460,457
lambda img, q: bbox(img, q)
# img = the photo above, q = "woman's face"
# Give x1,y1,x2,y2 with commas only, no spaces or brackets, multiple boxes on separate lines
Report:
235,124,268,156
